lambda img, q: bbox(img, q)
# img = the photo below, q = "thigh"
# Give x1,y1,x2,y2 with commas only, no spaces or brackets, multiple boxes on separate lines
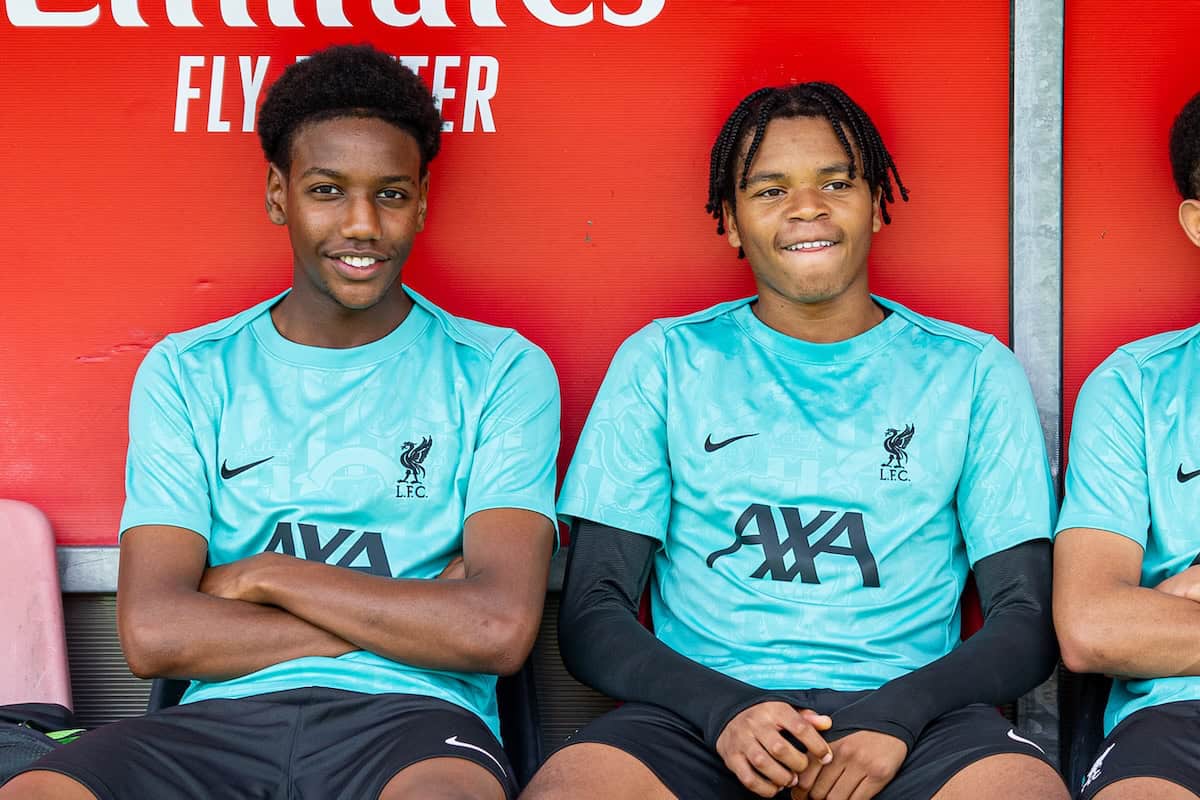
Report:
933,753,1067,800
1094,778,1199,800
381,757,505,800
1079,702,1200,800
0,770,98,800
9,696,295,800
291,691,516,800
879,705,1060,800
524,702,750,800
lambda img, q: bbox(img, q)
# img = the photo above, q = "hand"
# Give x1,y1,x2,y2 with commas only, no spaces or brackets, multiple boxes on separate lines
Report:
199,553,282,603
792,730,906,800
715,702,833,798
1155,565,1200,602
437,556,466,580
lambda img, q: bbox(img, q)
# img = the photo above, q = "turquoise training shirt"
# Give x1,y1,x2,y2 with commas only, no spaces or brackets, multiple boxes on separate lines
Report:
119,286,560,738
558,296,1054,692
1058,324,1200,735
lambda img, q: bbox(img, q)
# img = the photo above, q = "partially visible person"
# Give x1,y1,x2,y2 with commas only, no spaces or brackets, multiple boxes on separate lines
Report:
1055,89,1200,800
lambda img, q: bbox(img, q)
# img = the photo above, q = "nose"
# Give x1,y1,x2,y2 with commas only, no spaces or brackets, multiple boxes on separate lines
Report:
787,187,829,221
340,193,381,240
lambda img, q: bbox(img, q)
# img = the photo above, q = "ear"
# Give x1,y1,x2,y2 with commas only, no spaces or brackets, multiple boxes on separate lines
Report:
722,201,742,250
1179,199,1200,248
265,163,287,226
872,187,883,233
416,173,430,232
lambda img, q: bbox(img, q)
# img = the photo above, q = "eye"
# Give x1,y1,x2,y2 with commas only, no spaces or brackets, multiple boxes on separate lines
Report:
754,187,785,198
824,180,852,191
310,184,342,196
378,188,409,201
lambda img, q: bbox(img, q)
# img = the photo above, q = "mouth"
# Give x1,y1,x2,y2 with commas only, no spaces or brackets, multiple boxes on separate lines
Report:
781,240,837,252
327,252,389,278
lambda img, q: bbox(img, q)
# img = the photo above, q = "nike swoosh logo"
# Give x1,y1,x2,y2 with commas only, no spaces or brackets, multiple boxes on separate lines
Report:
1179,464,1200,483
444,735,505,775
1006,729,1045,754
704,433,759,452
220,456,274,479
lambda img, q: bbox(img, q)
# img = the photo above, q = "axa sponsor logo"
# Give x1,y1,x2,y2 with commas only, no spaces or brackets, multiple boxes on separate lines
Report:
266,522,392,576
707,504,880,588
8,0,665,28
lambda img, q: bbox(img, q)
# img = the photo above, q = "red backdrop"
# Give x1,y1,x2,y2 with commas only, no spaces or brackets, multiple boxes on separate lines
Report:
1064,1,1200,446
0,1,1011,545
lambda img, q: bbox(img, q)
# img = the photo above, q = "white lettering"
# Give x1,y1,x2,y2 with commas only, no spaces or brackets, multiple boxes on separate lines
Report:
603,0,661,26
523,0,590,26
111,0,145,26
207,55,231,132
431,55,460,132
165,0,200,25
469,0,502,26
174,55,205,132
463,56,498,133
221,0,254,25
238,56,270,131
398,55,430,75
6,0,99,26
316,0,350,26
372,0,452,27
268,0,300,25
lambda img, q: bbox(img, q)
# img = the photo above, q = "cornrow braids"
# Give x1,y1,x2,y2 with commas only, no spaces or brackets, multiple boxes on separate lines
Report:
705,83,909,256
1170,90,1200,200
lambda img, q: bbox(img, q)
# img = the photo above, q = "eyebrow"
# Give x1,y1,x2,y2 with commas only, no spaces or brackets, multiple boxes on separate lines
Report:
743,162,854,187
300,167,415,184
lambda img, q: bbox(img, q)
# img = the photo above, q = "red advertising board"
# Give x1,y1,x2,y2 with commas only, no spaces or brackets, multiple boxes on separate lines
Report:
0,1,1010,545
1064,2,1200,445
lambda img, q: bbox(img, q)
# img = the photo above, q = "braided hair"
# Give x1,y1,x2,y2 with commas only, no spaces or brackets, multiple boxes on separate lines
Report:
705,83,908,256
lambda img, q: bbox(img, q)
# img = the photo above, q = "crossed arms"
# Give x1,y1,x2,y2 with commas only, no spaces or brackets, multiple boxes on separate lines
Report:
117,508,555,682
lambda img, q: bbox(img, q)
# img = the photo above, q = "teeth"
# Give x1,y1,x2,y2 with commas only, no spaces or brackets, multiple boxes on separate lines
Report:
784,241,835,251
340,255,378,268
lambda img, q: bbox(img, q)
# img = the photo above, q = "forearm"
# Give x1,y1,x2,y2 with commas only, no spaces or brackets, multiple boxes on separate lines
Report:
1058,583,1200,678
119,589,353,682
560,520,788,747
829,540,1057,748
253,557,536,675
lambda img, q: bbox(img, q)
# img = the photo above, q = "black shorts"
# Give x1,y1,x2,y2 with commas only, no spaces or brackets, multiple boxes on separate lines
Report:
14,687,516,800
1077,701,1200,799
558,689,1055,800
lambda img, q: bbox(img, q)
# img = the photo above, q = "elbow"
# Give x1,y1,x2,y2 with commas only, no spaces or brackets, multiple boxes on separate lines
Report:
118,605,183,679
475,610,541,677
1056,612,1118,675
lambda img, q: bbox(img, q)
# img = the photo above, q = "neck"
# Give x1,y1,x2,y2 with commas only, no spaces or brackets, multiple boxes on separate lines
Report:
270,284,414,349
751,286,884,344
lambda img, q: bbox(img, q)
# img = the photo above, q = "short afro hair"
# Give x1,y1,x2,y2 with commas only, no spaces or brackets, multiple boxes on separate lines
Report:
1170,90,1200,200
257,43,442,176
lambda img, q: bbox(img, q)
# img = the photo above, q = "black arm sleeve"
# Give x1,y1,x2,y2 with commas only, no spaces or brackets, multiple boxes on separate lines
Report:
558,518,793,748
825,538,1058,750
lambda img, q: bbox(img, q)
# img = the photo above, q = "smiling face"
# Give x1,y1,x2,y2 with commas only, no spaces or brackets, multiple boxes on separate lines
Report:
724,115,881,309
266,115,428,316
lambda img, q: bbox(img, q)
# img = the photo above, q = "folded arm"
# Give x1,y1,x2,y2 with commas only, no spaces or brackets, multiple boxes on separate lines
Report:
117,524,355,681
202,507,554,676
1055,527,1200,678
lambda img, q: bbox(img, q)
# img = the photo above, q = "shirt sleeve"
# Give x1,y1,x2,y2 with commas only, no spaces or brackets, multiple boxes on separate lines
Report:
119,340,213,539
956,338,1057,565
463,335,561,527
1056,349,1149,546
556,324,672,542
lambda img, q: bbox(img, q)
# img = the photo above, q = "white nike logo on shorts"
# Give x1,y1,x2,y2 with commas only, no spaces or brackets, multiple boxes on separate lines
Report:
445,735,506,776
1006,728,1046,754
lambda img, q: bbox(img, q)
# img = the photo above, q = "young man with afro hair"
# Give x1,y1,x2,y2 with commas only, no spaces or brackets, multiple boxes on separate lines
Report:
522,83,1067,800
1055,90,1200,800
0,44,558,800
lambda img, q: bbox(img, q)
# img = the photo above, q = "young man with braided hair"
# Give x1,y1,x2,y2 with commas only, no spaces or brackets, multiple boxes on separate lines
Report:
1055,90,1200,800
0,44,558,800
522,83,1067,800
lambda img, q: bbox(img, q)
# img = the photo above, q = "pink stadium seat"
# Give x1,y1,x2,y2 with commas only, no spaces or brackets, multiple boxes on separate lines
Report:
0,500,71,709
